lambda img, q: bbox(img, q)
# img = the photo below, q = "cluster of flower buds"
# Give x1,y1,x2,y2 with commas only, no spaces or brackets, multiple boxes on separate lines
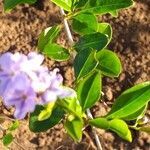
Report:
0,52,75,119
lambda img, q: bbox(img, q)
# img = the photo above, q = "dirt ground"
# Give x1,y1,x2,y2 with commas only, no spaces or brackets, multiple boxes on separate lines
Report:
0,0,150,149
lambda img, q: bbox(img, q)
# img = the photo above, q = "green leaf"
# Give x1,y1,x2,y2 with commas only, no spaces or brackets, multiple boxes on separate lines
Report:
109,10,118,17
51,0,72,11
29,105,65,132
77,70,102,110
73,0,88,9
57,96,83,119
81,0,134,15
106,82,150,119
97,23,112,45
4,0,36,12
38,102,56,121
2,133,13,146
74,48,98,80
64,117,83,142
89,118,132,142
72,12,98,35
43,43,70,61
96,49,122,77
38,26,61,51
74,33,108,52
89,118,110,129
109,119,132,142
123,104,147,121
8,120,19,131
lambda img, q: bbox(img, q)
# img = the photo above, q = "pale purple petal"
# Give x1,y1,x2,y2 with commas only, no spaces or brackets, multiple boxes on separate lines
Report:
14,98,35,119
0,75,9,96
50,74,63,90
0,52,14,71
28,52,44,65
21,52,44,73
41,90,57,104
56,87,77,99
30,71,51,92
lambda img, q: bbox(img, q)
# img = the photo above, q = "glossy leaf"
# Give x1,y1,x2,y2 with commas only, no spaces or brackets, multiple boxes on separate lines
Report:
74,33,108,52
77,70,102,110
29,105,65,132
89,118,109,129
74,48,98,80
97,23,112,45
64,117,83,142
8,120,19,131
73,0,87,9
4,0,36,11
2,133,13,146
81,0,134,15
90,118,132,142
38,102,55,121
96,49,122,77
109,10,118,17
123,104,147,121
107,82,150,119
72,12,98,35
43,43,70,61
38,26,60,51
57,97,83,119
109,119,132,142
51,0,72,11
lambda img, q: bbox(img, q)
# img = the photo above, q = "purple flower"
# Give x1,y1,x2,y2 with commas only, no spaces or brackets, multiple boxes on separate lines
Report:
0,53,27,95
2,73,36,119
0,52,77,119
41,69,76,103
21,52,44,73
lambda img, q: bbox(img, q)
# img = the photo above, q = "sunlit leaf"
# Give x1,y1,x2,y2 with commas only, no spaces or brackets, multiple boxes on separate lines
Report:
74,48,98,80
107,82,150,119
89,118,109,129
77,70,102,110
74,33,108,52
96,49,122,77
72,12,98,35
81,0,134,15
51,0,72,11
90,118,132,142
38,26,61,51
43,43,70,61
8,120,19,131
64,117,83,141
97,23,112,45
38,102,56,121
109,119,132,142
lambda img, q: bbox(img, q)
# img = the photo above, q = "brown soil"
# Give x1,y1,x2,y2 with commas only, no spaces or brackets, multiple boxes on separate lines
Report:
0,0,150,149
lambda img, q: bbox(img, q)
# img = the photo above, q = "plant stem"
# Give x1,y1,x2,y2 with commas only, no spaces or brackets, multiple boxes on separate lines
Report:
60,8,76,60
60,8,74,46
59,8,103,150
86,109,103,150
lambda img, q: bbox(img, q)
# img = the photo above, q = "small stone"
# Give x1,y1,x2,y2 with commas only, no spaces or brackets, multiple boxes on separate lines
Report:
106,87,113,101
119,73,126,82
